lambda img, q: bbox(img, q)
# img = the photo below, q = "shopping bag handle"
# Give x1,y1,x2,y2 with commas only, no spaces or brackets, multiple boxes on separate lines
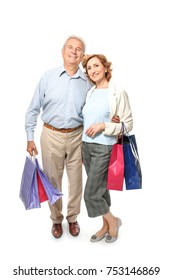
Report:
117,123,124,144
29,151,36,162
122,123,140,161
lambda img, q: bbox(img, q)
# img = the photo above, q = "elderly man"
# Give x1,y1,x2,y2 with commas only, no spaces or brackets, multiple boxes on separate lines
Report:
25,35,91,238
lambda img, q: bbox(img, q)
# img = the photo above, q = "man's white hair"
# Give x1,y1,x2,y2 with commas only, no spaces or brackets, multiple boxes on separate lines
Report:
63,35,86,52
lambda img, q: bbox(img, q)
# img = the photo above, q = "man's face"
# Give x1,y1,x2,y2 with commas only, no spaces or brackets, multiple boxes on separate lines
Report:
62,38,84,67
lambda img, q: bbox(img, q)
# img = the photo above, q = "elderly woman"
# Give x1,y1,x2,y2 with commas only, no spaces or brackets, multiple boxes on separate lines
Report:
82,54,133,243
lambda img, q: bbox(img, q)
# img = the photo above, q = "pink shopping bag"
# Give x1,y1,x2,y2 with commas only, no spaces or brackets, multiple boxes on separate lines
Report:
107,143,124,191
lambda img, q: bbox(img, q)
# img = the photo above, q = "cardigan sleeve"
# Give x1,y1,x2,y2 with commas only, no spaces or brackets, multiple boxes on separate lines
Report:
103,90,133,136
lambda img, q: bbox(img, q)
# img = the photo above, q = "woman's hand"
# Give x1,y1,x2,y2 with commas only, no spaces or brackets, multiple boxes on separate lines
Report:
85,123,105,138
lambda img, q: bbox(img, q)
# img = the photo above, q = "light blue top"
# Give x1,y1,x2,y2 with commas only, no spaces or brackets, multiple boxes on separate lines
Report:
25,65,91,141
82,88,116,145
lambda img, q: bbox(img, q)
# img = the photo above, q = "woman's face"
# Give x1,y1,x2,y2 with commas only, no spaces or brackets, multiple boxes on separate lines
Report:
86,56,107,85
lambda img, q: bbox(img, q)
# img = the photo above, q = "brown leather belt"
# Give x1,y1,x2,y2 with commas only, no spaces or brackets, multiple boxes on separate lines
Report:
44,123,83,133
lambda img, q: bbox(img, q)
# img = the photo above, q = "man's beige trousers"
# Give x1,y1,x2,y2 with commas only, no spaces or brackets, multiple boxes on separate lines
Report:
40,125,83,224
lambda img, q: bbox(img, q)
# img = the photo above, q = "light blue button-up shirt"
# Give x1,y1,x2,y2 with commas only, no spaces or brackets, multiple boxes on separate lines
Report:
25,65,91,140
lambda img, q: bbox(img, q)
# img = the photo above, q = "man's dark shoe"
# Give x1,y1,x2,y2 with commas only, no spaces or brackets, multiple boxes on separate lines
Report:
68,221,80,237
52,223,63,238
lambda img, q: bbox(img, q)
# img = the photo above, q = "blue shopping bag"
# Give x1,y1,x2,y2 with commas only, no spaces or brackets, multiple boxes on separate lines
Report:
19,156,63,210
123,124,142,190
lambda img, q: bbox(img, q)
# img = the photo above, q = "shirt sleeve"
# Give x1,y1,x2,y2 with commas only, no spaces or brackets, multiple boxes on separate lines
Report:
103,90,133,136
25,74,45,141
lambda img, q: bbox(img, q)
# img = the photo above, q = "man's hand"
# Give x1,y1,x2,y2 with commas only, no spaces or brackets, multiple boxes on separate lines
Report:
111,115,120,123
27,141,38,156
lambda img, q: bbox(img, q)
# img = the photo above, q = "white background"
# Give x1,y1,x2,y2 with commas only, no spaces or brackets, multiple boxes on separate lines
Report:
0,0,172,279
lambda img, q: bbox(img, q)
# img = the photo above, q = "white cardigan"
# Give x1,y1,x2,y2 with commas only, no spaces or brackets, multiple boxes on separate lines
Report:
85,81,133,137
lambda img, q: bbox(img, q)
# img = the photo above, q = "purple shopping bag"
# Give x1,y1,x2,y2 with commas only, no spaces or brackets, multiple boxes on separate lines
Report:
35,158,63,205
19,157,63,210
19,157,40,210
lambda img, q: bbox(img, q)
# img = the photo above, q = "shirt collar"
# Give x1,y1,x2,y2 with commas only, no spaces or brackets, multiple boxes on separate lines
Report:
58,65,87,81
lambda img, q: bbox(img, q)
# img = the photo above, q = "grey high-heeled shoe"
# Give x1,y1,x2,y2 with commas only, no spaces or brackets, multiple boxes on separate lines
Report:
90,233,106,242
105,218,122,243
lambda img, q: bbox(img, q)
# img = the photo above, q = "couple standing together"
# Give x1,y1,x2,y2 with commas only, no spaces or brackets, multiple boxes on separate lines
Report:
25,35,133,243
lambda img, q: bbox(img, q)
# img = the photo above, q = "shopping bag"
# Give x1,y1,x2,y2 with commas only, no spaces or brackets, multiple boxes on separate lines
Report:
36,171,48,203
123,124,142,190
35,158,63,205
19,156,41,210
107,143,124,191
19,156,63,209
